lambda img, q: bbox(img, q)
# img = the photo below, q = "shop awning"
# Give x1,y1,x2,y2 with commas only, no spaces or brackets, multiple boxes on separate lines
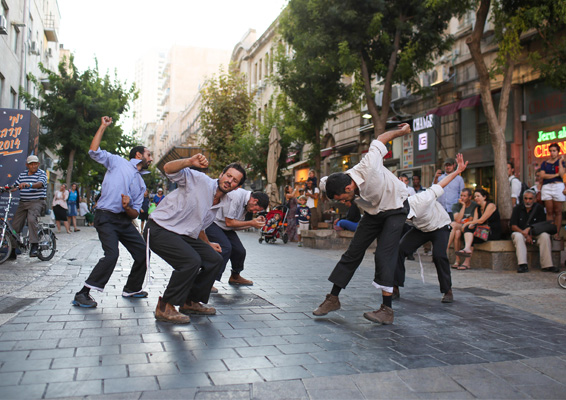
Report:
285,159,309,171
320,147,333,157
427,95,481,116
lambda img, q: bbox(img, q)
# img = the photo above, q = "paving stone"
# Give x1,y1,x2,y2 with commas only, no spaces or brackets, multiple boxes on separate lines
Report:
0,383,46,399
104,376,159,394
52,355,101,369
0,371,23,386
76,365,128,381
513,382,566,399
21,367,75,384
156,373,211,390
44,380,102,398
235,345,283,358
304,362,358,377
452,374,531,399
307,388,365,399
101,353,149,366
398,368,462,393
140,388,198,399
208,369,263,386
28,347,75,360
252,380,308,399
58,336,101,348
223,356,273,371
176,359,228,374
75,345,120,357
121,342,164,355
0,358,52,372
267,353,319,367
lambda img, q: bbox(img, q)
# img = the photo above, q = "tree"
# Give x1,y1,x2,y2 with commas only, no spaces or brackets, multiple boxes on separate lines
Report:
465,0,566,219
274,26,350,173
236,92,299,184
279,0,469,141
20,55,137,188
199,65,254,175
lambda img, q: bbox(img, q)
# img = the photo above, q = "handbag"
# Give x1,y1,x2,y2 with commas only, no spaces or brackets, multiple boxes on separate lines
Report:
530,221,558,236
473,224,491,241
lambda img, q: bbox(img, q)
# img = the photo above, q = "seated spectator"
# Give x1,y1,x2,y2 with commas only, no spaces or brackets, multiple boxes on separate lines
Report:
511,189,558,273
333,200,361,232
448,188,477,268
79,198,94,226
456,188,502,269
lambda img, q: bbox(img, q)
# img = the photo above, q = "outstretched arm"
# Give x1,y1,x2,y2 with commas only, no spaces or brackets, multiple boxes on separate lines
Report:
437,153,468,189
90,116,113,151
377,123,411,145
163,154,209,174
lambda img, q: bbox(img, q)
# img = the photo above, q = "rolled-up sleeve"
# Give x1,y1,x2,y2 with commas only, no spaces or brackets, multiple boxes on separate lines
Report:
89,148,113,169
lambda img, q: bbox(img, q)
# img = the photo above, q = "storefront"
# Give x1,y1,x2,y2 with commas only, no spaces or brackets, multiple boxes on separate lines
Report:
524,81,566,186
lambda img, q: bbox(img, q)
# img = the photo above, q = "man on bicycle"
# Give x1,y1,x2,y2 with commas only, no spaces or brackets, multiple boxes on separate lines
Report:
11,155,47,258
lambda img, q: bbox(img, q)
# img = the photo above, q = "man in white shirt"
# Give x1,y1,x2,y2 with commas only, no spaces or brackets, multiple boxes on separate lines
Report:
508,162,523,206
205,189,269,288
399,174,416,196
394,153,469,304
145,158,246,324
305,178,319,229
314,124,411,325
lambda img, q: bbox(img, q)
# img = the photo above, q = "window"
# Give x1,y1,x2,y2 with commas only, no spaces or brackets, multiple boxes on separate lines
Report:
259,58,262,81
11,25,19,52
254,63,258,84
264,53,269,77
10,87,17,108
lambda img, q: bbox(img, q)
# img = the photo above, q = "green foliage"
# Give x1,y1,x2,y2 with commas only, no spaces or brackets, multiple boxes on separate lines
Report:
199,65,254,175
19,55,137,188
142,166,166,193
235,92,302,184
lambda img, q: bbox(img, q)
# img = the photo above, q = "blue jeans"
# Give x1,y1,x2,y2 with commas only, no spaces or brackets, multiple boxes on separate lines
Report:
336,219,358,232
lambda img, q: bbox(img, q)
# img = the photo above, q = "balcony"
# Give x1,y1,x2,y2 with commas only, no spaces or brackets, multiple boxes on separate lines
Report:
43,13,58,42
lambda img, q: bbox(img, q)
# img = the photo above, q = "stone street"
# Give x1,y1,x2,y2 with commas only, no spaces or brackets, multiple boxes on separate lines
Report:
0,226,565,399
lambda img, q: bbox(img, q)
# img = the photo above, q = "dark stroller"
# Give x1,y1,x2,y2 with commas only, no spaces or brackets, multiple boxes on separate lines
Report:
259,205,289,244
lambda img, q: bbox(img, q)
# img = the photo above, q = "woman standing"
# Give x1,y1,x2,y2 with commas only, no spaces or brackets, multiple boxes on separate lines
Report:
67,183,81,232
53,184,71,234
456,188,502,269
285,185,300,242
540,143,565,239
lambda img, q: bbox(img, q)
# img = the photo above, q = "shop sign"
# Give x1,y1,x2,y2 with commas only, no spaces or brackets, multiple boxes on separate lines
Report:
534,126,566,158
412,115,437,167
412,115,434,132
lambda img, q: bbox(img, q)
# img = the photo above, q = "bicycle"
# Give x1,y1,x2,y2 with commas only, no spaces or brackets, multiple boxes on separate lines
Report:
558,271,566,289
0,185,57,264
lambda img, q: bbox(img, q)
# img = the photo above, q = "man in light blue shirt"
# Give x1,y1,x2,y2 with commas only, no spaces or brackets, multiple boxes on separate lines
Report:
72,116,153,308
433,157,465,220
145,158,246,324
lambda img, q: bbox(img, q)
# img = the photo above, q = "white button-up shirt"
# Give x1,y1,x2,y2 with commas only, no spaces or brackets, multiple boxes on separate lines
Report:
347,140,408,215
149,168,228,239
408,184,452,232
213,188,251,230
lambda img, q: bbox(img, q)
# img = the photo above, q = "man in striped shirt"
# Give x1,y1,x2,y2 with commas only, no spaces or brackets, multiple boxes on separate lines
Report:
12,155,47,258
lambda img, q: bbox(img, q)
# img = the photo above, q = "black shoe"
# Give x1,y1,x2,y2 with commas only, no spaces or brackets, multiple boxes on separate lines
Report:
29,244,38,257
517,264,529,273
8,249,17,259
72,292,97,308
122,288,149,298
543,266,560,273
407,254,415,261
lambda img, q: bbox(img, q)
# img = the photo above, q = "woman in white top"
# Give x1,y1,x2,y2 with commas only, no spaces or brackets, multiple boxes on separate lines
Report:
52,184,71,234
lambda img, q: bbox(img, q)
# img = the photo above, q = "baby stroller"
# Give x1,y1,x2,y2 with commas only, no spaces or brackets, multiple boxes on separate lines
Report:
259,205,289,244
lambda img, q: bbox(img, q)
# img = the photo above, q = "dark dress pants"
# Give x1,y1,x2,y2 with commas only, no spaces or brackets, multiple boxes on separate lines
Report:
328,203,408,289
85,210,147,292
394,225,452,294
205,223,246,281
145,219,222,306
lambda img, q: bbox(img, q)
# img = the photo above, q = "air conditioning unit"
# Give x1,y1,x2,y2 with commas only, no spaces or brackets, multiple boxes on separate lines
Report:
29,41,39,55
375,90,383,107
0,15,7,35
430,65,451,85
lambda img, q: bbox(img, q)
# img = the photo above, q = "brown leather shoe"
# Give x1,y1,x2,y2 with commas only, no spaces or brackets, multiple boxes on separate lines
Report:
363,304,394,325
155,297,190,324
228,274,253,286
441,289,454,303
313,294,341,316
179,301,216,315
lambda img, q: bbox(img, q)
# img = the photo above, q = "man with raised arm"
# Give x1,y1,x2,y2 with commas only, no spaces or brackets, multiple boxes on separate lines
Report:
73,116,153,308
314,123,411,325
393,153,469,304
145,158,246,323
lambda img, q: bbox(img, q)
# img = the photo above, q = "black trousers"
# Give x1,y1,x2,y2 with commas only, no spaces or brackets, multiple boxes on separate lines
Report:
205,223,246,281
394,225,452,294
145,219,222,306
85,210,147,292
328,203,408,289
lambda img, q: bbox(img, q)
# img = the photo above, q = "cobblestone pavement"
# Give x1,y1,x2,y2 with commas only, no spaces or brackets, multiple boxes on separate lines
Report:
0,226,565,399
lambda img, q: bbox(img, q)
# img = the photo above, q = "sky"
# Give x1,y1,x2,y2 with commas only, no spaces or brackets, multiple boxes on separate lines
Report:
57,0,289,85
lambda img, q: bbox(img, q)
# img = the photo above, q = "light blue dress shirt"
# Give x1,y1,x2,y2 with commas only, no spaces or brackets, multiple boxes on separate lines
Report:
89,148,147,213
436,173,465,214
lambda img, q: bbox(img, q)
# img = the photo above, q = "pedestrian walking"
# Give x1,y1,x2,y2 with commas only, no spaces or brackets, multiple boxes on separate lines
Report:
67,183,81,232
52,184,71,234
72,116,153,308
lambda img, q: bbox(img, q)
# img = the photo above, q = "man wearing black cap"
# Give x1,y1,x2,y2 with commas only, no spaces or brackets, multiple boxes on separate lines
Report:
433,157,465,220
11,155,47,258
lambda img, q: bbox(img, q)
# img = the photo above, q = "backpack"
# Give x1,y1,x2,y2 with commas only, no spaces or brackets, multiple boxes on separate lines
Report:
512,177,529,204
